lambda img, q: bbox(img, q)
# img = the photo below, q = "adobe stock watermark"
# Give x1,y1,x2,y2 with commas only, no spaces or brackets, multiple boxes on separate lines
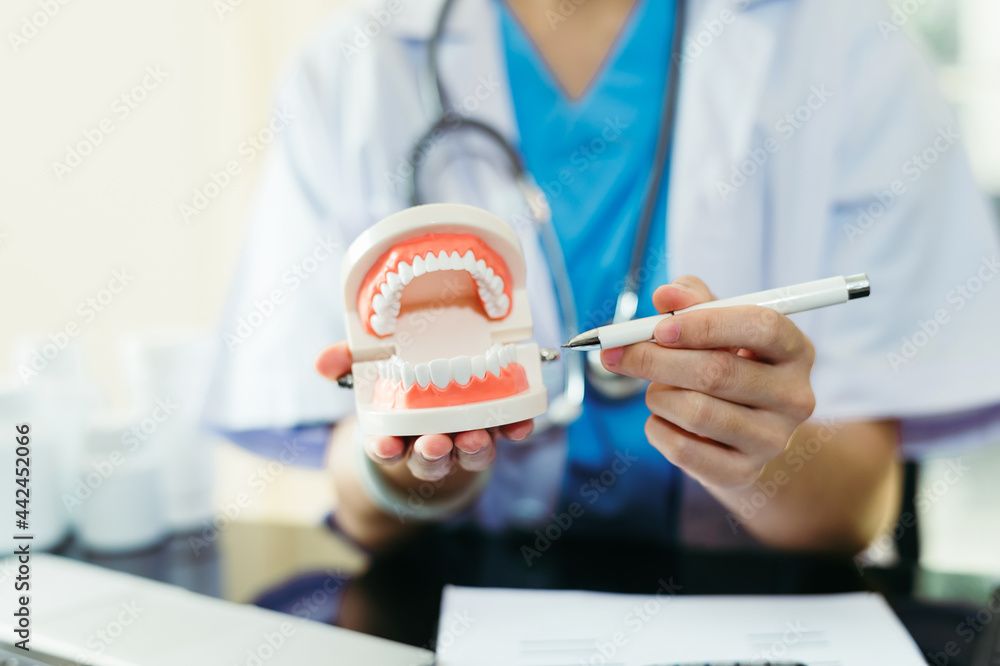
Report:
716,84,834,202
675,3,743,64
339,0,412,61
544,0,588,30
521,449,639,566
61,398,178,514
384,74,502,192
854,458,969,575
843,126,959,244
72,601,144,666
727,418,841,534
433,609,476,653
213,0,248,20
887,254,999,371
7,0,73,53
536,117,630,201
877,0,932,41
178,107,295,224
188,438,307,555
286,570,347,620
235,623,296,666
51,66,169,182
924,592,1000,666
16,269,135,384
223,234,339,350
578,577,682,665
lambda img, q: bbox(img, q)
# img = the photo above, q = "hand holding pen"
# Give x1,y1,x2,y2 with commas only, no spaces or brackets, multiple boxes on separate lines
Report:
574,275,867,492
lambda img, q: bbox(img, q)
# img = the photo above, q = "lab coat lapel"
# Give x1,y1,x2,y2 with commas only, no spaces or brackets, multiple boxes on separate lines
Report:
668,0,784,296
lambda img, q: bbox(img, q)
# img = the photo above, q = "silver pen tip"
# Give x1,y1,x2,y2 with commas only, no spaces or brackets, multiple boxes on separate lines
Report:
562,334,601,351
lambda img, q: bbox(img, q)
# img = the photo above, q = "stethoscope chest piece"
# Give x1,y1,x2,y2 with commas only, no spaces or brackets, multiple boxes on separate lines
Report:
585,348,648,401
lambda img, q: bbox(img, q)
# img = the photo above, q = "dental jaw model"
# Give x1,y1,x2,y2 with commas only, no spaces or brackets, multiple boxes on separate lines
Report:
341,204,548,437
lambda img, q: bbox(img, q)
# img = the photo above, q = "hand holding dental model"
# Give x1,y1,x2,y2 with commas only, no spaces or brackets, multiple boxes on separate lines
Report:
316,204,542,496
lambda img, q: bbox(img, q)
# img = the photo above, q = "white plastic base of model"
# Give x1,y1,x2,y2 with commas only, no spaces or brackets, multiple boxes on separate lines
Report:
353,343,548,437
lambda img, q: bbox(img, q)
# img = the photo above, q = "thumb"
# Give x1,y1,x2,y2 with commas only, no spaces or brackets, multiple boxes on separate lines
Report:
652,275,716,314
315,341,353,381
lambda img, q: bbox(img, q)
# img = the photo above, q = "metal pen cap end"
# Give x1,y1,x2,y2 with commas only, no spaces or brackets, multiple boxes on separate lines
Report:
845,273,870,300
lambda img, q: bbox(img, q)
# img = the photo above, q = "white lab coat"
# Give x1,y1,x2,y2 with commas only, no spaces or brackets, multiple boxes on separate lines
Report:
205,0,1000,530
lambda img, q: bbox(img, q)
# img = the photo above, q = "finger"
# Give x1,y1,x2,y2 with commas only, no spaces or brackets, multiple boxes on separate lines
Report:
408,433,455,481
364,434,406,465
644,415,761,489
652,275,716,314
315,341,353,380
453,429,495,472
645,384,788,457
654,306,810,363
608,343,781,408
498,419,534,442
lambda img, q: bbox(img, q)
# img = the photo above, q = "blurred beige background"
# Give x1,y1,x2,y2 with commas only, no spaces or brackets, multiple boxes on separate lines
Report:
1,0,998,575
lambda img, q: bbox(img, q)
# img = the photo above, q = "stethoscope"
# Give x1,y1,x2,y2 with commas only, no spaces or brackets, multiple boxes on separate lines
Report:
407,0,687,428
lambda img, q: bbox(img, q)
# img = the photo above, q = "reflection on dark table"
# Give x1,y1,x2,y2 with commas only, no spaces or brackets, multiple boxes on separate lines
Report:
62,522,997,665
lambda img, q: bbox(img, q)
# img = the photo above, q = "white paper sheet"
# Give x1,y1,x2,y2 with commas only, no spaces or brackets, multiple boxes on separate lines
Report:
436,585,925,665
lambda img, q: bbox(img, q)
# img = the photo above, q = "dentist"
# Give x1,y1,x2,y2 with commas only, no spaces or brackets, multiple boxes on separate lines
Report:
206,0,1000,552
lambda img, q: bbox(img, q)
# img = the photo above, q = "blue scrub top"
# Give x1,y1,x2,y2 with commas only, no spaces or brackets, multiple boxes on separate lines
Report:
499,0,681,541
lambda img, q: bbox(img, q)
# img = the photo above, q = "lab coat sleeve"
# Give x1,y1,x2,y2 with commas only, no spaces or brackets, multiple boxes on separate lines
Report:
202,30,365,453
809,3,1000,458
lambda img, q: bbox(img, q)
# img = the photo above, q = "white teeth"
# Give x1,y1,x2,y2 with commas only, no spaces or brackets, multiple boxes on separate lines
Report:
369,248,510,336
485,345,501,377
429,359,451,389
462,251,476,273
415,363,431,389
400,362,415,391
370,313,391,336
398,261,414,285
425,252,440,272
471,355,486,380
376,345,521,388
451,355,472,385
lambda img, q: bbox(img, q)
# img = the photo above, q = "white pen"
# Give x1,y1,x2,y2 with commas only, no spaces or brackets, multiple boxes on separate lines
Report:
562,274,871,351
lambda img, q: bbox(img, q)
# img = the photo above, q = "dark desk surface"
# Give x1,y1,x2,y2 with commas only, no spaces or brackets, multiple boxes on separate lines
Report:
57,521,999,665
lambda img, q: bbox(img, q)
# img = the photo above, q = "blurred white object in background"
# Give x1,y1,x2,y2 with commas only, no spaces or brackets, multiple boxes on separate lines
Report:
0,379,72,553
75,413,167,552
120,329,215,531
3,339,102,553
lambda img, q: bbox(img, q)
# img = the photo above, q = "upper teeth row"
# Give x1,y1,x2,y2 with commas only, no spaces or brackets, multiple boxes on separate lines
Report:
369,250,510,336
376,343,518,390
